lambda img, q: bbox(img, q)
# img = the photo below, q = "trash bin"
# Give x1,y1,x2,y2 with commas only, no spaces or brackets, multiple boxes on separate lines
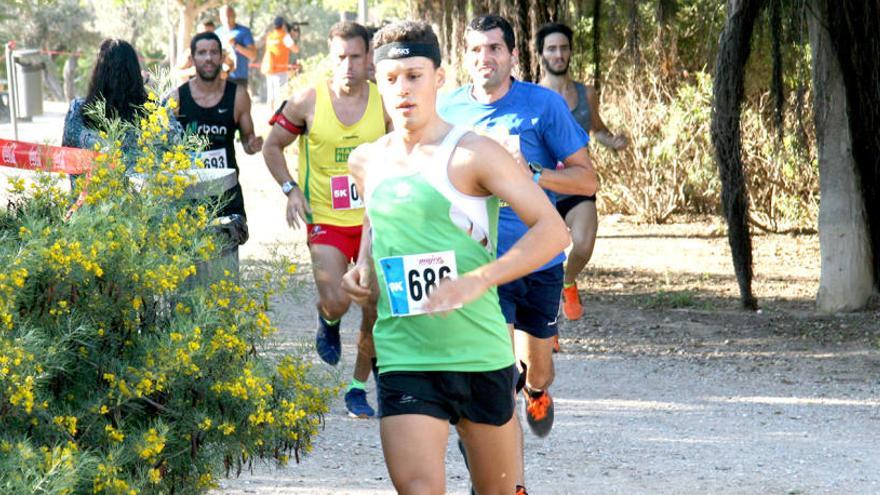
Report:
130,168,246,287
13,53,44,120
184,168,246,285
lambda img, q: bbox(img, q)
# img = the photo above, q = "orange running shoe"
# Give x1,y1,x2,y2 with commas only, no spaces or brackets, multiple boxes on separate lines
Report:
516,485,529,495
561,283,583,321
523,388,554,437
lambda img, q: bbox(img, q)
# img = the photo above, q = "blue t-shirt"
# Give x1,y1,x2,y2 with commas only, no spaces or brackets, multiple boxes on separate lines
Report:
439,79,589,269
216,23,255,80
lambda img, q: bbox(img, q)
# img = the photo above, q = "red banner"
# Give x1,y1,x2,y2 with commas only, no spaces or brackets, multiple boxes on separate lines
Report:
0,139,95,175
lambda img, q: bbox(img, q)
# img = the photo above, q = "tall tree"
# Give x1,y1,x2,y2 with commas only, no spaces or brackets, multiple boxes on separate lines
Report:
627,0,641,71
592,0,602,90
825,0,880,290
770,0,784,142
656,0,679,78
173,0,225,65
711,0,768,310
808,0,875,311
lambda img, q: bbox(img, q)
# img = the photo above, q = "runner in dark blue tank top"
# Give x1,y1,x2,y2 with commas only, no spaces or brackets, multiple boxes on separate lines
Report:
537,22,630,323
171,31,263,221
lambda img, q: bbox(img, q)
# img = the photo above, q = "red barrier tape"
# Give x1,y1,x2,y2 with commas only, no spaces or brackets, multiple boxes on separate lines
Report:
0,139,95,175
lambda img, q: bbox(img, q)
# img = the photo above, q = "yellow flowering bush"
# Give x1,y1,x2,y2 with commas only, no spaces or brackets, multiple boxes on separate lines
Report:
0,95,333,494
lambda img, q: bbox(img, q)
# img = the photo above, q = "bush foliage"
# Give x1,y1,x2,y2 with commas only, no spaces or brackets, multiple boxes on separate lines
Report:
592,69,818,230
0,95,333,494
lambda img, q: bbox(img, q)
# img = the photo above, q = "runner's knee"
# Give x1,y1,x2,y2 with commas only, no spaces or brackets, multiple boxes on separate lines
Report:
391,477,444,495
569,233,594,259
318,295,350,320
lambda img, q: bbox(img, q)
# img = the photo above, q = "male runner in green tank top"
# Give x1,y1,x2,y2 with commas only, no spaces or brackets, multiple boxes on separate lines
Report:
341,20,569,495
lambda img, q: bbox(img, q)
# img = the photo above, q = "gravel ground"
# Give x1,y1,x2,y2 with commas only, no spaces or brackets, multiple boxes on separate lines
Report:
221,136,880,494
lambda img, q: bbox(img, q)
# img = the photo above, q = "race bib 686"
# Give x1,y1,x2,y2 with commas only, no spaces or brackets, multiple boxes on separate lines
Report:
379,250,459,317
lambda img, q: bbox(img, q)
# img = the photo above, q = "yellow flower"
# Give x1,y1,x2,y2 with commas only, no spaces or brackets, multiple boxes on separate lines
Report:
105,424,124,443
148,468,162,484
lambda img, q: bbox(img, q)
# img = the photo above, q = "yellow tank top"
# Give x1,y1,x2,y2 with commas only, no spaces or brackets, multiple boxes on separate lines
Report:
298,81,386,226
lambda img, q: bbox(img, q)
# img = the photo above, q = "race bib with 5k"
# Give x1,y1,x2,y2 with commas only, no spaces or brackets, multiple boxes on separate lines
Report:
199,148,228,169
379,250,459,317
330,175,364,210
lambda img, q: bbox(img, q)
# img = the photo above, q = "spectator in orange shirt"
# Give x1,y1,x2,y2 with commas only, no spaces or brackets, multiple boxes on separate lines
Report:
261,16,298,111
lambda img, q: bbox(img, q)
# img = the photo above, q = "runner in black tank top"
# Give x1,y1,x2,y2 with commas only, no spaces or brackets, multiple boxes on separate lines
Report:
177,80,246,219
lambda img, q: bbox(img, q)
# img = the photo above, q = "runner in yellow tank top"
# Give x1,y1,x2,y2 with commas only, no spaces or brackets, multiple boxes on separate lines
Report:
262,21,391,419
297,79,385,227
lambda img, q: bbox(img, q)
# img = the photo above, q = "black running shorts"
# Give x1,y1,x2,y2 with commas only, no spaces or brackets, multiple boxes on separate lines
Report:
556,194,597,219
378,365,516,426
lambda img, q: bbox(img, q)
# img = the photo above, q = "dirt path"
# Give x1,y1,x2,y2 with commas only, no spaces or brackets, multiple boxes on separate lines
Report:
3,103,878,494
220,135,880,494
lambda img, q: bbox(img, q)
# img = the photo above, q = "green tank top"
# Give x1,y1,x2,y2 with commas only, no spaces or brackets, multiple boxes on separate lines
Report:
365,127,514,373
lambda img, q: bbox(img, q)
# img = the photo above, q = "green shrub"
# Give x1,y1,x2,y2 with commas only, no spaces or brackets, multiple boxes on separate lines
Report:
593,69,817,231
0,95,333,494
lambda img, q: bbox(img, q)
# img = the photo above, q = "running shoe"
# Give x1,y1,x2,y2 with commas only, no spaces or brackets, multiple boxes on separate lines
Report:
561,283,583,320
516,486,529,495
315,315,341,365
344,388,375,418
523,388,554,438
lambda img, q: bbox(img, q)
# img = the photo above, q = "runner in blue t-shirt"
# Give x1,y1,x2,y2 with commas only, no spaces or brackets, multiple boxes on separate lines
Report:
217,5,257,87
438,13,598,495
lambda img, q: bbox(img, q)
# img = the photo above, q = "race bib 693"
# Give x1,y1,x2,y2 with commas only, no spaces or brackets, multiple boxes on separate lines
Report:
199,148,228,169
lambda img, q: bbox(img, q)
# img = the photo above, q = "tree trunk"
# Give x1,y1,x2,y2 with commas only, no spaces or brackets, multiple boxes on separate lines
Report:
175,0,224,64
808,0,876,313
451,0,468,85
822,0,880,294
770,0,784,142
656,0,678,78
40,51,64,101
592,0,601,91
512,0,535,82
627,0,641,72
809,0,874,312
177,5,197,63
710,0,767,310
63,55,78,101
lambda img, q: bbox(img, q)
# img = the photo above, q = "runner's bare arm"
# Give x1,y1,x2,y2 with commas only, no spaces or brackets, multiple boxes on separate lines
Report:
263,87,315,170
586,86,628,151
232,40,258,62
262,88,316,229
424,135,570,313
342,144,379,306
235,85,263,154
534,147,598,196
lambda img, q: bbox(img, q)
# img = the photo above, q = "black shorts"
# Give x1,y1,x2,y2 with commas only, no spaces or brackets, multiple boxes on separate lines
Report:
378,365,516,426
556,194,596,219
498,264,563,339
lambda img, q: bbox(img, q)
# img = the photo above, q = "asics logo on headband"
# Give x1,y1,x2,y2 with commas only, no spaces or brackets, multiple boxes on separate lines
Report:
374,42,442,66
